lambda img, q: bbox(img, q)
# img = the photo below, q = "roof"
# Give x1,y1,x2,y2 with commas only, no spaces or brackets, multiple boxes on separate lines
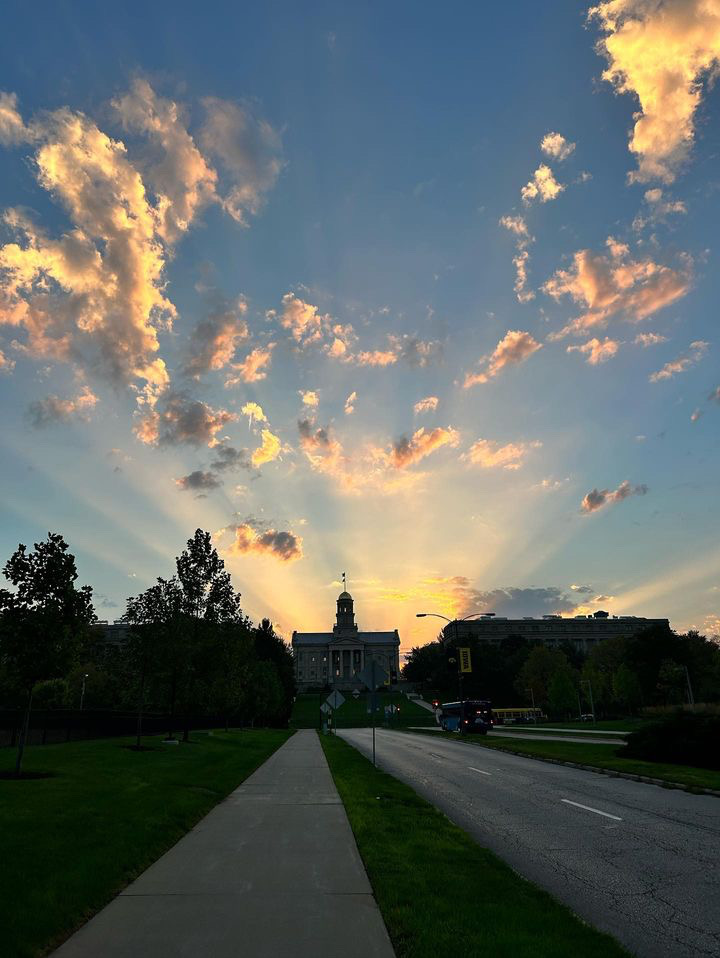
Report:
338,590,352,600
292,631,399,646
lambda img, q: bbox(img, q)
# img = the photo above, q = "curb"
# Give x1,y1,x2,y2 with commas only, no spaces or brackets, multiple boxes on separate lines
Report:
473,743,720,797
402,728,720,798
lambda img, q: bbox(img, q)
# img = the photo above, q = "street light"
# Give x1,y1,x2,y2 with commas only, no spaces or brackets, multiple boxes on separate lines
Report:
415,611,492,730
580,679,595,724
79,673,89,711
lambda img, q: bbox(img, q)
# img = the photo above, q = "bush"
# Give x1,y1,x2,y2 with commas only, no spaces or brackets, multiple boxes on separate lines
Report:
623,713,720,770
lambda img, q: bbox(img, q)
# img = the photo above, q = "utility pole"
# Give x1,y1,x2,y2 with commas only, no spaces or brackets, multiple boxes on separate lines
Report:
79,673,89,711
684,666,695,708
525,687,536,723
581,679,596,724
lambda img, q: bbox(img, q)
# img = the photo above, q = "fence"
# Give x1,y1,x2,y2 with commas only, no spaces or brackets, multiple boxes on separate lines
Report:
0,708,239,748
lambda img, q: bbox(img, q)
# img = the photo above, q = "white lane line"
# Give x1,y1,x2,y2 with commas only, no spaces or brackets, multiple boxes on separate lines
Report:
468,766,492,776
561,799,622,821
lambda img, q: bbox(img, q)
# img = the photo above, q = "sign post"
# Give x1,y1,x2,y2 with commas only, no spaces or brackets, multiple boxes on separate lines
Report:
325,689,345,735
357,660,389,766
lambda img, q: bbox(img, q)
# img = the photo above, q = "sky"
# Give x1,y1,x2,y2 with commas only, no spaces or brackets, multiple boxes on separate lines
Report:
1,0,719,653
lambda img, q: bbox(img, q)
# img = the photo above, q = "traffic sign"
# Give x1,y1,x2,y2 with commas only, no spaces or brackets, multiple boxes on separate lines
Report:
320,703,331,714
352,689,360,699
357,660,389,691
326,690,345,709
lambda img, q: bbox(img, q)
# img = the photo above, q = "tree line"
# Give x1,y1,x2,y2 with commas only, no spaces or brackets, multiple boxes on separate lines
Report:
402,623,720,718
0,530,295,776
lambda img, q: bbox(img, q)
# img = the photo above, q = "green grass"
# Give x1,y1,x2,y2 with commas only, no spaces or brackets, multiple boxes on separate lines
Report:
320,733,629,958
290,691,436,729
413,729,720,791
0,729,292,958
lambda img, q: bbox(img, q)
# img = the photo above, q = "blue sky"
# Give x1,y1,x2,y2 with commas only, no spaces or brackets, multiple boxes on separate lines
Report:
1,0,719,650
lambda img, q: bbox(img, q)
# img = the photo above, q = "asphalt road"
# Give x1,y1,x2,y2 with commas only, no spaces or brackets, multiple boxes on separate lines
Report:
339,728,720,958
488,729,623,744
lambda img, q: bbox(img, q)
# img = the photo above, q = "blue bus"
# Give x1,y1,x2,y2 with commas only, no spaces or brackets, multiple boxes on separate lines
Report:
438,700,493,734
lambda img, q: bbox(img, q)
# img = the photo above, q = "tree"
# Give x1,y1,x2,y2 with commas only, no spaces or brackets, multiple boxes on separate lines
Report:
124,577,182,747
253,619,295,725
612,664,642,714
0,533,95,776
548,670,577,719
515,646,572,708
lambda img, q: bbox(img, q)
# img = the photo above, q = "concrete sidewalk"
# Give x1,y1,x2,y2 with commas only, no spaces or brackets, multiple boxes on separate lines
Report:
53,730,395,958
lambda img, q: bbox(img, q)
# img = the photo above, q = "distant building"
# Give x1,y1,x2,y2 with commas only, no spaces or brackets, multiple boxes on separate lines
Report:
94,621,131,645
442,611,669,654
292,590,400,691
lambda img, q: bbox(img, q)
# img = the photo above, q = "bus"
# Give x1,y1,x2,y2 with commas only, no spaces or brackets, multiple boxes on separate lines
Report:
438,700,493,734
492,707,546,725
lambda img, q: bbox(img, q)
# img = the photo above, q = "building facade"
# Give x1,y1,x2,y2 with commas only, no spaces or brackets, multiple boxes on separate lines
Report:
442,612,669,654
292,590,401,691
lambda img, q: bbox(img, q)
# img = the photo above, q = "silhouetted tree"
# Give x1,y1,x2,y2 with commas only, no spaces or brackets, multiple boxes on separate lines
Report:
0,533,95,775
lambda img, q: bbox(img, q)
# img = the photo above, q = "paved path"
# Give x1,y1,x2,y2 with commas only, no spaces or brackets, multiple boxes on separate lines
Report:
340,727,720,958
53,730,395,958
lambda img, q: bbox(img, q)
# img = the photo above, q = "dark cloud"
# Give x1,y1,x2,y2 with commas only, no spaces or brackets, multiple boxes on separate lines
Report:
136,391,236,447
175,470,222,492
183,299,248,378
393,334,443,368
27,387,97,428
226,519,303,562
463,586,578,617
581,480,648,514
209,442,251,473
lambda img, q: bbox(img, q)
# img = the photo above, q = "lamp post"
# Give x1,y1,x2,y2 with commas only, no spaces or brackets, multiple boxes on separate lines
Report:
415,611,492,731
525,686,537,723
581,679,595,724
79,673,89,711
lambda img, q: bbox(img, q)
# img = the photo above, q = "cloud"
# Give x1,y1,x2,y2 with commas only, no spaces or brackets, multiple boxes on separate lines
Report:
251,428,282,467
690,408,702,423
414,396,439,415
344,391,357,415
541,132,576,161
521,164,564,204
533,476,571,491
709,386,720,403
184,299,248,378
500,215,535,302
499,214,533,247
27,385,98,427
0,348,15,372
225,521,303,562
581,479,648,514
175,470,222,492
589,0,720,183
571,583,595,594
390,426,460,469
544,237,691,338
463,330,542,387
354,334,442,368
199,97,283,226
0,91,31,145
649,340,708,382
633,188,687,229
209,441,251,473
298,418,346,475
276,292,329,345
299,390,319,407
134,391,236,446
112,78,218,244
567,336,620,365
240,401,267,425
462,438,542,470
634,332,667,347
225,343,275,385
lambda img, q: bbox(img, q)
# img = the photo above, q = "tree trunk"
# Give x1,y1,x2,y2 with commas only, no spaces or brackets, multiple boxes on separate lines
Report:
15,685,34,778
135,666,146,749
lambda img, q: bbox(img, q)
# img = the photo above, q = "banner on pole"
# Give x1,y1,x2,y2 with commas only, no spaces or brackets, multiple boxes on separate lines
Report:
459,647,472,673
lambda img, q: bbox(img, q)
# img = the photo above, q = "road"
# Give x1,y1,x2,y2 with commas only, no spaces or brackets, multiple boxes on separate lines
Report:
339,728,720,958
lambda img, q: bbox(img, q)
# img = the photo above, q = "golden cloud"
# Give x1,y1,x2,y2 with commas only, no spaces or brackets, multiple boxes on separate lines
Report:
251,428,282,467
567,336,620,365
521,164,564,204
462,438,542,470
414,395,439,415
649,340,708,382
463,330,542,388
225,522,303,562
225,343,275,385
390,426,460,469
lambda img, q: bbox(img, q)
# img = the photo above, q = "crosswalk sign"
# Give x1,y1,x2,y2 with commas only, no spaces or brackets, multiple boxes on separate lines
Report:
459,647,472,673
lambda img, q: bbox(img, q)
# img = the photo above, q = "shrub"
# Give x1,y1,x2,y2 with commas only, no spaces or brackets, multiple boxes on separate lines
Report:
623,713,720,770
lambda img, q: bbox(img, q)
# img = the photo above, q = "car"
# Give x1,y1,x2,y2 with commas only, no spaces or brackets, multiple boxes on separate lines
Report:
581,713,595,722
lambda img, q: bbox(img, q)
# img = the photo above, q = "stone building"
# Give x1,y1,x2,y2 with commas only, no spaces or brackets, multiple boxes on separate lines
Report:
292,590,400,691
442,611,669,654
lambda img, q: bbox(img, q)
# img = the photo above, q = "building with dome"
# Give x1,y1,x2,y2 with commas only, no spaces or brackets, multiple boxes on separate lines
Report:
292,589,401,691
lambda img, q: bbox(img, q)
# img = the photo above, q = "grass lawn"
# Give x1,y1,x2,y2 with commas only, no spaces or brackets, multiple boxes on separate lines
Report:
0,729,291,958
290,690,436,729
412,729,720,791
321,733,629,958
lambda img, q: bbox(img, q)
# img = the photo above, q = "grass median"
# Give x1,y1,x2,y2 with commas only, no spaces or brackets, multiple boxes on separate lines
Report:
320,732,629,958
413,729,720,791
290,690,435,729
0,729,292,958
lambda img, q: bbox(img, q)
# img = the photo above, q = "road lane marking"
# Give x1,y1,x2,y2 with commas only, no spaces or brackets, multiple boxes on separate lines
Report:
468,766,492,776
561,799,622,821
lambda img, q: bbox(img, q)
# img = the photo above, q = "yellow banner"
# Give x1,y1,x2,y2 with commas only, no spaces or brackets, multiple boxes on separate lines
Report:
459,647,472,673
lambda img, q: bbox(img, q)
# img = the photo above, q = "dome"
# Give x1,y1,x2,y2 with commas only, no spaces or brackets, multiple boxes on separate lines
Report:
338,590,352,600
